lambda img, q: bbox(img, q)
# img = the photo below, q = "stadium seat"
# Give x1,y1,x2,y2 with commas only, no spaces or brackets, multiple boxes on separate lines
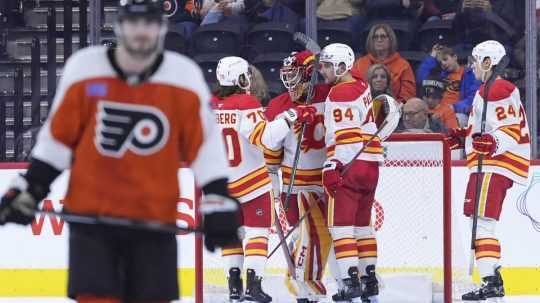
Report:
317,20,354,49
362,19,418,52
247,22,296,57
194,53,230,91
164,28,187,55
418,19,455,52
252,52,289,84
191,23,243,56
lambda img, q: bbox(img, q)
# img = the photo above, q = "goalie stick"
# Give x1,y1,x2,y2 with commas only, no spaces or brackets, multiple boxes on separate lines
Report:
34,210,203,234
468,55,510,276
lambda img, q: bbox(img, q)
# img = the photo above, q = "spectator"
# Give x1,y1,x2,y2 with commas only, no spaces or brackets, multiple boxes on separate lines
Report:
421,77,458,129
416,44,480,125
400,97,445,133
317,0,367,50
353,23,416,102
165,0,202,39
249,65,271,107
367,64,393,126
421,0,460,21
200,0,248,27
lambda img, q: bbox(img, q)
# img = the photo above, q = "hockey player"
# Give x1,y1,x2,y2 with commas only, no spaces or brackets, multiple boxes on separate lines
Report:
319,43,383,303
0,1,240,303
212,56,316,303
445,40,530,301
264,50,333,303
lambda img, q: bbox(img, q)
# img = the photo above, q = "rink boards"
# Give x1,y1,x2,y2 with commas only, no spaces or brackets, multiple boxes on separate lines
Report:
0,165,539,298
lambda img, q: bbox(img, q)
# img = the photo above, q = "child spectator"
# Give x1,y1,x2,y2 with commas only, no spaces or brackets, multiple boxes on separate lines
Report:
416,44,480,126
422,77,458,129
353,23,416,103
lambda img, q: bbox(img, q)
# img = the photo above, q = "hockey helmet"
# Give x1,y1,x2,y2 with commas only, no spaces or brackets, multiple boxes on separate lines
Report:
216,56,251,89
471,40,506,71
319,43,355,77
280,51,316,90
118,0,165,22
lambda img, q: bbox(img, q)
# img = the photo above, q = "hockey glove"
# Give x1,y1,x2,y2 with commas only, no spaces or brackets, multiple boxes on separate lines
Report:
472,133,497,157
294,105,317,124
199,194,241,252
444,128,467,150
278,108,298,128
0,175,47,225
322,159,343,198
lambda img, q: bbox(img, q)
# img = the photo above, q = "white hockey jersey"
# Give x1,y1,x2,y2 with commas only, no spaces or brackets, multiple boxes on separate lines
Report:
465,79,531,185
324,73,384,164
211,93,291,203
264,84,331,194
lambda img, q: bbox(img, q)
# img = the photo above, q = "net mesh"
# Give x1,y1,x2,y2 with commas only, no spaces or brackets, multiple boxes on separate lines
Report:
195,136,473,303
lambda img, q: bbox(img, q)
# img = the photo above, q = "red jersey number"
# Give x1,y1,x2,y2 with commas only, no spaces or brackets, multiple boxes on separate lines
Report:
222,128,242,167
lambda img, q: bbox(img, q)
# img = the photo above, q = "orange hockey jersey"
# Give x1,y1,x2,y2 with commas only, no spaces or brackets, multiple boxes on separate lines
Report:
465,79,531,185
31,46,230,224
264,84,331,193
211,93,291,203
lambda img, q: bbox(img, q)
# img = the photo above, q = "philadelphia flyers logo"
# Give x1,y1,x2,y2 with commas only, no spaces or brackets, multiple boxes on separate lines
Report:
163,0,178,17
95,101,170,158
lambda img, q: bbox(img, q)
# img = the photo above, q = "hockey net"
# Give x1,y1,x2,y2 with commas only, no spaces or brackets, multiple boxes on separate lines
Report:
191,133,473,303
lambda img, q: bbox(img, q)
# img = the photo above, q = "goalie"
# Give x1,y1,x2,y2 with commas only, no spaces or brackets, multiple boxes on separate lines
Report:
211,56,315,303
319,43,399,303
264,50,333,303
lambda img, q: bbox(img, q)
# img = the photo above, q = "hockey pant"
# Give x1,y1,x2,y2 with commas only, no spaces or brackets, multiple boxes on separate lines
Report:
282,191,332,300
327,160,379,279
222,192,273,278
464,172,513,278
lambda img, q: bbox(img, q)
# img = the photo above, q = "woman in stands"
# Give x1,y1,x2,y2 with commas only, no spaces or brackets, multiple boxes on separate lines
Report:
367,63,394,127
353,23,416,103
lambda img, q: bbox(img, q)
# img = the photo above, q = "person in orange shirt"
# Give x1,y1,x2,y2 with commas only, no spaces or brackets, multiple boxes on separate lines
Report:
422,77,458,130
353,23,416,103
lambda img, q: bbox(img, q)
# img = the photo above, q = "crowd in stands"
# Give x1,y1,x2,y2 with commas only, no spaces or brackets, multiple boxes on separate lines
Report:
0,0,538,160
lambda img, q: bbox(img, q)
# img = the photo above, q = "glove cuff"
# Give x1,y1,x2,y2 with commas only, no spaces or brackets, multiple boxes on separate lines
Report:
323,159,342,172
277,108,298,127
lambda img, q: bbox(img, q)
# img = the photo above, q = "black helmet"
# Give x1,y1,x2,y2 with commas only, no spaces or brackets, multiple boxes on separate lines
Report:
118,0,164,21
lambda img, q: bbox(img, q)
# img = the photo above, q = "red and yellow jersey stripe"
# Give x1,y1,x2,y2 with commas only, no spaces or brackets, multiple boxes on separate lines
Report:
498,124,521,142
467,151,529,180
228,166,272,201
248,121,268,149
263,147,283,166
281,166,322,187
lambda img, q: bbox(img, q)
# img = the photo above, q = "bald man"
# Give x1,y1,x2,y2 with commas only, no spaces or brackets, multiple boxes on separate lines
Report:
401,98,445,133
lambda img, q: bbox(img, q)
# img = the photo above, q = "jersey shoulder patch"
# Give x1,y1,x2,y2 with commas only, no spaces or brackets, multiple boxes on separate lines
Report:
328,79,368,103
478,79,516,102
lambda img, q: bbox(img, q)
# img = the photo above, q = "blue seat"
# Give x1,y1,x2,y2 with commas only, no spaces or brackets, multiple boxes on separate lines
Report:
194,53,231,91
252,52,289,84
247,22,296,57
317,20,354,49
191,23,243,55
164,28,187,54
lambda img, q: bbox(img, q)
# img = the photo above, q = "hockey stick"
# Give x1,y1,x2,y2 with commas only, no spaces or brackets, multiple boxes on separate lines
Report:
341,98,403,176
268,193,324,259
468,55,510,276
273,207,297,278
282,32,322,211
34,210,203,234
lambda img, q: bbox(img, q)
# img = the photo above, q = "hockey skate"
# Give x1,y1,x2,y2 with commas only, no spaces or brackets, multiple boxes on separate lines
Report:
462,266,505,302
333,267,363,303
360,265,379,303
228,267,244,303
296,299,318,303
244,269,272,303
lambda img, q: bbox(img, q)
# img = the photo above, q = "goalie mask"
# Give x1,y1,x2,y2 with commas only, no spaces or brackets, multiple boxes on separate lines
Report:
216,56,251,90
280,51,316,102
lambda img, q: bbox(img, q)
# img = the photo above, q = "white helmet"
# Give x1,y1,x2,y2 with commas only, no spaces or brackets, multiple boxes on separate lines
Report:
471,40,506,71
216,56,251,89
319,43,355,77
